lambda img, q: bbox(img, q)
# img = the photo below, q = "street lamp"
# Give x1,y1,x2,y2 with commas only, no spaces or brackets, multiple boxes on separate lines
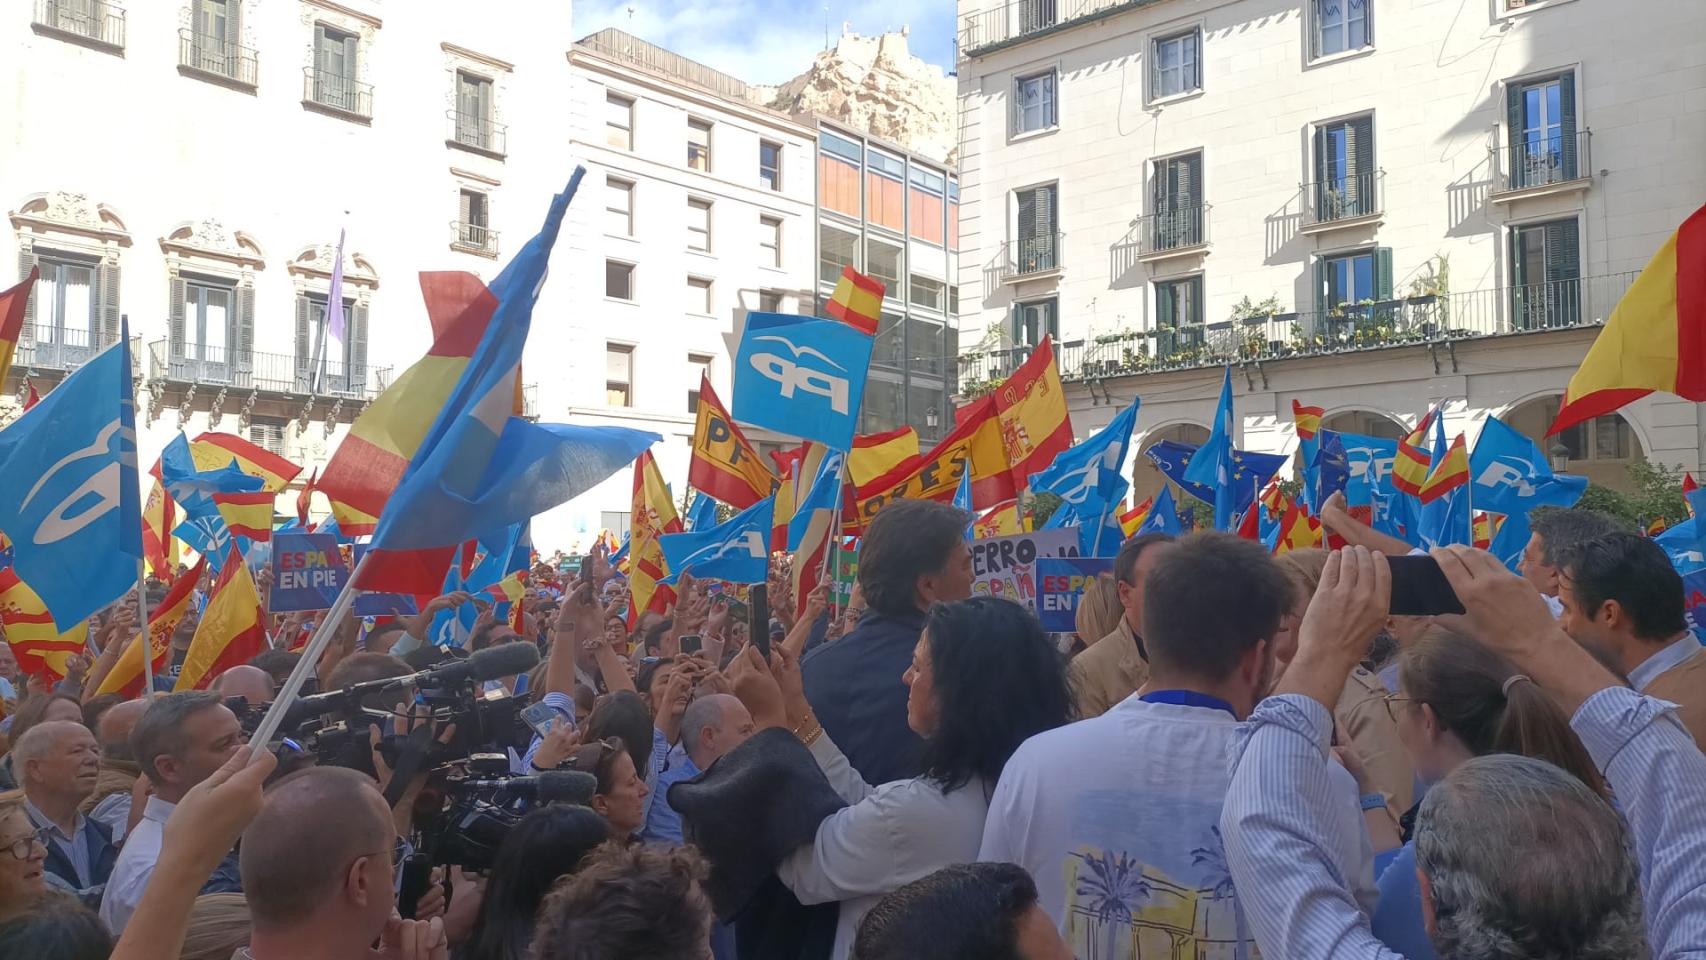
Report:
1549,441,1570,473
925,406,939,430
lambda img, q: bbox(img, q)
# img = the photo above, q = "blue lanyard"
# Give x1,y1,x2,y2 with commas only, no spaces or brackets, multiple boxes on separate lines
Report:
1140,689,1237,719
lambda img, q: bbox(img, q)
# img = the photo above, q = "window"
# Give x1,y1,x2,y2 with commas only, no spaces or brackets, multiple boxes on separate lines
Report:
759,141,782,191
1013,70,1057,134
1313,0,1371,58
188,0,245,80
605,260,635,300
311,23,360,112
688,119,712,171
1152,30,1202,99
1152,152,1204,249
33,256,97,351
454,72,494,150
606,93,633,150
1154,276,1204,358
687,198,712,253
819,223,859,286
457,189,492,251
687,353,713,413
297,292,364,393
758,290,784,313
910,275,946,311
606,343,633,407
1510,218,1581,329
1507,73,1579,188
1312,115,1376,221
1014,298,1058,348
759,215,782,268
866,237,904,301
818,131,862,218
184,278,233,362
909,167,947,245
1014,184,1059,272
1317,248,1392,309
688,276,713,315
606,177,634,237
866,148,906,232
248,416,288,457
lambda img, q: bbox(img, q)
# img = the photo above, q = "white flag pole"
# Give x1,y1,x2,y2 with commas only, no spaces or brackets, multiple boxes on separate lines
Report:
135,559,154,695
248,553,366,751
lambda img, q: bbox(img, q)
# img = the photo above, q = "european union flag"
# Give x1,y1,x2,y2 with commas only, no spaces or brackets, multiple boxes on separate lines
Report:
160,432,264,570
732,313,873,451
1182,369,1237,529
1312,430,1350,504
0,325,141,628
660,496,774,585
1468,416,1588,517
1146,440,1285,522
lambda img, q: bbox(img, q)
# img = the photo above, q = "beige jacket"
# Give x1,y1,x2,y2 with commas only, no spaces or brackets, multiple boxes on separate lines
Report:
1068,618,1150,719
1336,666,1414,812
1644,646,1706,748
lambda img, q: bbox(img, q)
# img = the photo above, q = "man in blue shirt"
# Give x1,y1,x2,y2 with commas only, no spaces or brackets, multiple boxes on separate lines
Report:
16,720,117,899
802,498,974,786
643,693,754,845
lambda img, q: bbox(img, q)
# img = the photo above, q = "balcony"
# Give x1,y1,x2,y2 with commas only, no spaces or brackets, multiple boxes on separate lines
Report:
7,323,139,375
521,383,538,421
448,110,507,158
1492,129,1592,200
451,221,499,258
960,0,1142,57
998,233,1065,282
178,29,258,90
1133,203,1211,261
302,67,373,123
32,0,124,53
146,340,391,400
1300,170,1385,234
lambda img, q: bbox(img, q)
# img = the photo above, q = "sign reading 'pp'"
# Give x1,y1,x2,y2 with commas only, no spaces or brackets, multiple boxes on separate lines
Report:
733,312,873,451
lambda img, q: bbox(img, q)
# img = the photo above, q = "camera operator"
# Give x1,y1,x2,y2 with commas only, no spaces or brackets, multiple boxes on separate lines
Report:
457,804,608,960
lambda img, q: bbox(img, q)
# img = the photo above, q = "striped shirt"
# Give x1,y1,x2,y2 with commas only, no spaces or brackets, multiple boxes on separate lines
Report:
1222,689,1706,959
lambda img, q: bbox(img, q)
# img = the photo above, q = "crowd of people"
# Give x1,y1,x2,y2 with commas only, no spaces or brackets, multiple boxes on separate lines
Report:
0,493,1704,960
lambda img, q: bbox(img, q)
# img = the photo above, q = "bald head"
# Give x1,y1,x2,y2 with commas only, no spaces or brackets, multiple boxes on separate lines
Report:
212,665,275,706
241,766,394,932
680,694,754,770
96,699,150,761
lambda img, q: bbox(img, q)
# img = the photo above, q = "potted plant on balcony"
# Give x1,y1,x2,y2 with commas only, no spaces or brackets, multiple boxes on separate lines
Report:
1406,253,1451,334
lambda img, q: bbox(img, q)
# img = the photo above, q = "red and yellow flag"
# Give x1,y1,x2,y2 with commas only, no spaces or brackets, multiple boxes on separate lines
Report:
1275,502,1323,554
186,433,302,493
0,268,38,389
1551,204,1706,435
212,490,276,541
142,478,178,579
1292,399,1324,440
1471,512,1501,550
772,442,830,551
1120,496,1155,537
174,548,267,691
849,426,920,488
1392,408,1438,497
627,451,682,626
824,265,884,336
296,467,318,526
993,337,1074,492
1417,434,1470,504
852,394,1014,528
974,498,1024,539
688,375,777,509
1686,473,1700,517
21,380,40,411
0,568,88,681
96,558,206,698
319,272,497,535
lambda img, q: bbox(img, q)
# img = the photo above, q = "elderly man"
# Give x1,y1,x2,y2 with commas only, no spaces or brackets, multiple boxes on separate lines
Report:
0,642,18,703
642,693,754,845
100,691,246,932
16,720,117,897
211,664,276,707
1221,546,1705,959
82,698,150,844
1066,533,1174,718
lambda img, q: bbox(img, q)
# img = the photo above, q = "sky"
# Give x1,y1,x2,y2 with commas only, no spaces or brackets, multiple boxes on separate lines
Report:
573,0,957,86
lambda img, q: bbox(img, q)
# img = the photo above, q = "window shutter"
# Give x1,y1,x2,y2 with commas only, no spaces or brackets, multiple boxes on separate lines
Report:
459,190,472,225
1375,247,1394,300
1505,83,1523,175
350,303,369,392
1545,220,1580,282
295,295,312,381
169,276,187,359
235,284,255,381
1313,125,1328,193
96,261,120,349
1182,153,1201,205
1558,73,1578,179
1150,46,1161,99
1351,116,1374,179
1309,0,1321,59
1314,258,1330,310
227,0,241,44
313,23,327,72
1040,185,1056,234
1044,72,1057,127
1187,277,1203,324
16,251,38,349
343,33,358,79
1156,283,1175,329
1017,190,1037,242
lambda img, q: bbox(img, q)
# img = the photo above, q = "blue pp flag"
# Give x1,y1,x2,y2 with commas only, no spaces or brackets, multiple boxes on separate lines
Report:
787,451,846,552
469,522,530,592
1182,369,1237,529
1030,399,1140,514
1340,433,1399,508
686,493,720,533
160,432,265,570
1657,519,1706,575
0,326,142,629
1146,440,1285,522
1468,416,1587,517
1042,472,1128,556
953,455,975,542
357,169,661,594
1135,486,1184,537
660,496,774,585
1487,507,1532,572
732,312,873,451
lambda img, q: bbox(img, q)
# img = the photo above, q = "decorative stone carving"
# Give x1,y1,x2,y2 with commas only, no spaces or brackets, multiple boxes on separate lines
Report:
10,191,132,246
239,390,258,431
160,220,266,269
146,378,166,427
208,385,228,428
287,244,378,289
296,396,315,436
177,383,198,429
323,396,343,438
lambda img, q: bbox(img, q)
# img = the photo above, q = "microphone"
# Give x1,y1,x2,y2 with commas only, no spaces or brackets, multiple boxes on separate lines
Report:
461,770,597,805
393,643,541,690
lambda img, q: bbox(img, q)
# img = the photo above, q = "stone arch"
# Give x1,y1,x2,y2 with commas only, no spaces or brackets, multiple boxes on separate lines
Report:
1321,407,1408,441
1500,392,1648,494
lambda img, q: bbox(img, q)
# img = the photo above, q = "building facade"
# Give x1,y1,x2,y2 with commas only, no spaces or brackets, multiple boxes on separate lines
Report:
954,0,1706,503
2,0,575,519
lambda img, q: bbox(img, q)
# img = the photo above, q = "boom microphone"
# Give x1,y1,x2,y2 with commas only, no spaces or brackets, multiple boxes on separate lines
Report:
460,770,598,806
392,643,541,690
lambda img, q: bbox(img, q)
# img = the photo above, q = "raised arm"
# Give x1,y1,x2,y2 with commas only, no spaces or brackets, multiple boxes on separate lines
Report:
1319,491,1416,557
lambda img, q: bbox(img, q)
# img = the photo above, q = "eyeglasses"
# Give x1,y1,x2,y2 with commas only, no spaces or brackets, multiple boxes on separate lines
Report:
1,827,48,861
1382,693,1414,723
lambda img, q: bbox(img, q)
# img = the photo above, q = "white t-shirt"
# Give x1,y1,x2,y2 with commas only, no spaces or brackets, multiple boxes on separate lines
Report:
979,694,1375,955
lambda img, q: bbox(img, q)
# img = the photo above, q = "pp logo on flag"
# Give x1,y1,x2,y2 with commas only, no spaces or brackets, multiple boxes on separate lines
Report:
20,420,127,545
1474,458,1539,498
676,530,767,567
733,312,873,450
749,335,851,413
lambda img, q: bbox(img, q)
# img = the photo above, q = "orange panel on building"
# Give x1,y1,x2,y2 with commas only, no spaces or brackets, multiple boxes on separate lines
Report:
909,188,945,245
866,172,905,232
818,154,860,218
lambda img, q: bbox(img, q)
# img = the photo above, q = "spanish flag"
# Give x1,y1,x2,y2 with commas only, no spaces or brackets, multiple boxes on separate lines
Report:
212,490,276,541
1551,204,1706,435
1417,433,1470,503
96,558,206,698
186,433,302,493
688,375,777,509
993,337,1074,492
1471,512,1501,550
1292,400,1324,440
824,265,883,336
142,478,178,579
1275,502,1323,554
319,272,497,535
0,268,38,389
974,498,1024,538
772,442,830,551
627,451,682,627
849,426,921,488
175,547,267,691
1120,496,1154,536
1392,408,1438,497
0,568,88,681
852,395,1013,528
296,467,318,526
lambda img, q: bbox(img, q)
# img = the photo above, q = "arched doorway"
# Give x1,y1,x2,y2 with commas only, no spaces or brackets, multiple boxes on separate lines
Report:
1133,422,1210,508
1503,394,1644,494
1321,409,1407,440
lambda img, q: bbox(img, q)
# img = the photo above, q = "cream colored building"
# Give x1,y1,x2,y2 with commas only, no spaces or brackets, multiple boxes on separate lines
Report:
1,0,577,531
954,0,1706,500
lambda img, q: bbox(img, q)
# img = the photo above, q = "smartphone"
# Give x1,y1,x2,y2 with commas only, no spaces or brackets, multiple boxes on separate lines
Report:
520,701,560,738
1387,555,1466,617
679,634,703,655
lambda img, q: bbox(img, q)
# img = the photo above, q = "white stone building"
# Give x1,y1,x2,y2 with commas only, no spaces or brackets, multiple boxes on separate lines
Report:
1,0,581,531
954,0,1706,502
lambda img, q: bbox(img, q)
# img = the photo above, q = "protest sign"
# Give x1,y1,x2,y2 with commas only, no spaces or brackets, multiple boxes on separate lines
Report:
970,528,1079,606
832,541,859,607
1035,557,1117,632
350,543,419,617
270,533,349,613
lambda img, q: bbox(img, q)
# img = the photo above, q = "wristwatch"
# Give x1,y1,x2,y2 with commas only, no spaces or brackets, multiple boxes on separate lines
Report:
1359,792,1388,811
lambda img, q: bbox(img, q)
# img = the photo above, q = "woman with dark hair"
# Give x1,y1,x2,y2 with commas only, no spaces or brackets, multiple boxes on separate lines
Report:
457,804,609,960
731,595,1073,960
566,736,650,839
1371,626,1608,959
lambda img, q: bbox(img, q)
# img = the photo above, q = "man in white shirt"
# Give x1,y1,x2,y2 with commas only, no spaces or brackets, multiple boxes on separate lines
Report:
980,533,1374,958
99,690,246,932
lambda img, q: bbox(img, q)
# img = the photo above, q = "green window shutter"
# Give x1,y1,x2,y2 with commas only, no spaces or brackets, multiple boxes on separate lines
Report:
1187,276,1203,324
1509,228,1527,288
344,33,358,80
1314,258,1330,310
96,261,120,349
16,251,39,349
235,284,255,380
1506,82,1523,177
1351,115,1374,180
1550,218,1581,281
1017,190,1037,242
1558,73,1578,178
1312,126,1328,212
295,295,312,379
1375,247,1394,299
350,303,369,391
168,276,187,359
1156,282,1175,329
313,24,327,72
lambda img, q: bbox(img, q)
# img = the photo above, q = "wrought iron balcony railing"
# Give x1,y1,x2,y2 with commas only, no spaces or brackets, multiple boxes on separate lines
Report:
178,29,259,88
999,232,1064,279
7,323,138,374
448,109,507,156
1302,170,1385,225
960,0,1139,56
451,221,499,257
1493,128,1592,193
1134,202,1210,255
147,339,391,399
32,0,125,51
303,67,373,121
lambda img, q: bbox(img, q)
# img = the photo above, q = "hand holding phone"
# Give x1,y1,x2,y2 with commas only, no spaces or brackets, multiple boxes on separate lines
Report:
1386,554,1466,617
